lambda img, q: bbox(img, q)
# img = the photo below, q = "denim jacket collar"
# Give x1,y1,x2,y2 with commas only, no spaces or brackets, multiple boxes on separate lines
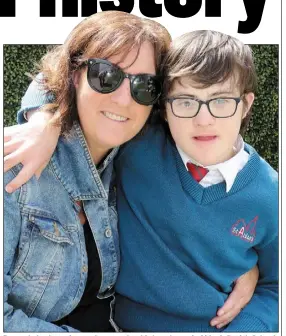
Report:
50,121,119,201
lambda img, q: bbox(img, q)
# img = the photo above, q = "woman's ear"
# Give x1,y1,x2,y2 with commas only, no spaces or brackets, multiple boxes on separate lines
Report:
242,92,255,119
72,70,81,89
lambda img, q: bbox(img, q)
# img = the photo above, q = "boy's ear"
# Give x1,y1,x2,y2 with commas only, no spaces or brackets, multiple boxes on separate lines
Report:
242,92,255,119
164,111,168,122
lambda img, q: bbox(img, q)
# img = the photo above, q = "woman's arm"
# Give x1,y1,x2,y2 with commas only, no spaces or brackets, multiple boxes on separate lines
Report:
223,236,278,332
210,264,259,328
4,170,78,332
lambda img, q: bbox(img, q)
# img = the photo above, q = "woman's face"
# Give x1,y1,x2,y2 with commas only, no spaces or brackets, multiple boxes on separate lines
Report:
73,41,156,157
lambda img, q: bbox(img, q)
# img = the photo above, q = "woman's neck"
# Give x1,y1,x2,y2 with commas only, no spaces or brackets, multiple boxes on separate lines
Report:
88,144,110,165
80,124,113,165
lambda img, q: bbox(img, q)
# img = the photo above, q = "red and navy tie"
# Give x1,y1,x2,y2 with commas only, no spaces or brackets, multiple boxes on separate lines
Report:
187,162,209,183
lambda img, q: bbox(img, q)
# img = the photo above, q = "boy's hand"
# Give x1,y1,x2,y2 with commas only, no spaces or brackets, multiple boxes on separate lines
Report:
4,110,59,193
210,264,259,329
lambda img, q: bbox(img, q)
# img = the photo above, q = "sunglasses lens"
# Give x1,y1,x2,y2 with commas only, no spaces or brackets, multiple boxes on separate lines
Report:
88,61,122,93
86,59,161,106
132,75,161,105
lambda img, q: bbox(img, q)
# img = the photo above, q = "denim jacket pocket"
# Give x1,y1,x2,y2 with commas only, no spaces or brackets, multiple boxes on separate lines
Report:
12,214,74,283
29,214,74,245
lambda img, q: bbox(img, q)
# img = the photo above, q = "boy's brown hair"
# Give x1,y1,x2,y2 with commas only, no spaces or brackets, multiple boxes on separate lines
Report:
160,30,257,134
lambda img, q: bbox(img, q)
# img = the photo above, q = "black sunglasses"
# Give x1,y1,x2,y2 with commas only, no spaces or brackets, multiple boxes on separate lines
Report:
83,58,162,106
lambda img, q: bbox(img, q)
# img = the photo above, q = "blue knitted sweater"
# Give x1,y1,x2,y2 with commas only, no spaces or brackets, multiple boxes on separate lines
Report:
114,125,278,332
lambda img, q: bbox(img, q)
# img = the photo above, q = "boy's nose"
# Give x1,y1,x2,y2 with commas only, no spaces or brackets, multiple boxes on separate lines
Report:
110,78,133,106
193,103,215,126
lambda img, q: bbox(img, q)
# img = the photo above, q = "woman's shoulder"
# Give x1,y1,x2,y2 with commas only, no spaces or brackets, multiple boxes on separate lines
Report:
4,166,23,204
4,159,63,214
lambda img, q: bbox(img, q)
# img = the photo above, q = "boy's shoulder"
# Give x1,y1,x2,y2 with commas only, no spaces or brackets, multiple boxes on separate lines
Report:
245,144,278,205
242,144,278,243
245,143,278,183
130,123,168,146
117,123,170,159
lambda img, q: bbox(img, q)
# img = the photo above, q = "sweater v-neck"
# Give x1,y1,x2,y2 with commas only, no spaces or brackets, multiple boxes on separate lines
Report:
173,143,261,205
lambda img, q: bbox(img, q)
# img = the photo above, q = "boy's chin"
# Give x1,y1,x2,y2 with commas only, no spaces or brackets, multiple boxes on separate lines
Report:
188,151,217,166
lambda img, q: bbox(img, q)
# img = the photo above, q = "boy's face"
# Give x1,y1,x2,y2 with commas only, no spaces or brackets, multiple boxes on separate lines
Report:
166,77,254,166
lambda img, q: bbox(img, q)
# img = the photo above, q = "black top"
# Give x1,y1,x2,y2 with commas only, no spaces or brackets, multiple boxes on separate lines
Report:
54,222,113,332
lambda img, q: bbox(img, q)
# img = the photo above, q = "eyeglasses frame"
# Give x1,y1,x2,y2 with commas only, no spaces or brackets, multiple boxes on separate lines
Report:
166,95,244,119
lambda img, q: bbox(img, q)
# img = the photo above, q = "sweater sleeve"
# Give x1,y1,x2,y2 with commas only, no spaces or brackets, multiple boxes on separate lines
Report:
4,170,78,332
17,73,55,124
224,236,279,332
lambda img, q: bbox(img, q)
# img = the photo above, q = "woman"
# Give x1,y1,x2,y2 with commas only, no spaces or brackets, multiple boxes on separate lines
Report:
4,10,170,332
4,14,258,332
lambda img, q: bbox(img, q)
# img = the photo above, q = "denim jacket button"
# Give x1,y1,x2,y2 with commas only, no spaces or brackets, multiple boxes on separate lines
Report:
81,265,88,272
105,228,112,238
101,285,114,297
53,222,60,236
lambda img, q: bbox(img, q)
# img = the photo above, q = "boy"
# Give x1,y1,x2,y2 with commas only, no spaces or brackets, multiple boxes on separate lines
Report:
112,30,278,332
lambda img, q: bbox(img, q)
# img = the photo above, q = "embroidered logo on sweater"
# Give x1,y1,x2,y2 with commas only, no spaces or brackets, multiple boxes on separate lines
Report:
230,216,258,243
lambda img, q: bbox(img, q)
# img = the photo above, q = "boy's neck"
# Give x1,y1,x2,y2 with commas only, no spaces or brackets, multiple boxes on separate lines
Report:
176,135,248,192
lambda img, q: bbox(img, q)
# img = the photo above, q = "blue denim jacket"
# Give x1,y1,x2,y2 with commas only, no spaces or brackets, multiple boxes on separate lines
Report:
4,122,120,332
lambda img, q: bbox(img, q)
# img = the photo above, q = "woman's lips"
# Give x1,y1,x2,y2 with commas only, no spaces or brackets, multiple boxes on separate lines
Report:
194,136,217,141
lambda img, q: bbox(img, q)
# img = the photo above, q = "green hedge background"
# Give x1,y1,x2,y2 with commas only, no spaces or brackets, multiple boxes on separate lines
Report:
4,44,279,170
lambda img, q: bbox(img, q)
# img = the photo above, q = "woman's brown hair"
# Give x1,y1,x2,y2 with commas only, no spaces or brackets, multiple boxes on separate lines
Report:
36,11,171,134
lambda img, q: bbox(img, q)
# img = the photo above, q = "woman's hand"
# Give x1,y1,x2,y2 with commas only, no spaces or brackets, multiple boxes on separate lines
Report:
210,264,259,329
4,110,60,192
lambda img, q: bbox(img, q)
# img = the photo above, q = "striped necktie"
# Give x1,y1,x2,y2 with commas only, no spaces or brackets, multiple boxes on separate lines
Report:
187,162,209,183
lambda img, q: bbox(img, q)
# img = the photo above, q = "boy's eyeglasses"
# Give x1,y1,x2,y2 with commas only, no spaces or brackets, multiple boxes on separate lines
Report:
83,58,162,106
166,96,243,118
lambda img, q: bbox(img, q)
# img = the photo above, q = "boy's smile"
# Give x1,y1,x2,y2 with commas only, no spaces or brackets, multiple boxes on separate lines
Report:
166,77,254,166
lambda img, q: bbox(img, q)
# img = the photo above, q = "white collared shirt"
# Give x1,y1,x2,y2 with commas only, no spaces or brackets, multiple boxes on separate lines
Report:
177,135,249,192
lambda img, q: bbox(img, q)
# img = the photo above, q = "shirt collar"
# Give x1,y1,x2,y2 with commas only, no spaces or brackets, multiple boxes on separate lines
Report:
176,135,249,192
